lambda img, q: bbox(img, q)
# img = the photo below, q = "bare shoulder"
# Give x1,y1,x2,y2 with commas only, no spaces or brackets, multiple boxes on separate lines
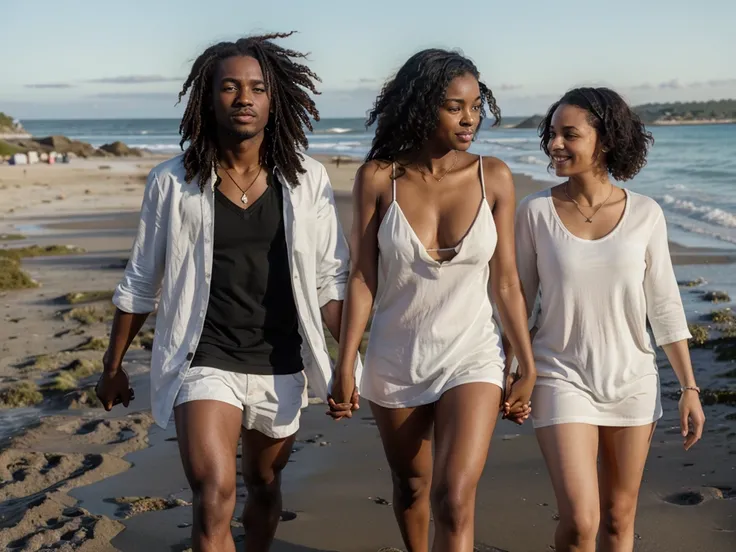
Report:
353,159,393,199
480,156,514,201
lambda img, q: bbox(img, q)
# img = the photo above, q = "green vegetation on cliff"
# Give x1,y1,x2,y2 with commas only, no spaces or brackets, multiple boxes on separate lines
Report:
0,111,15,128
634,99,736,123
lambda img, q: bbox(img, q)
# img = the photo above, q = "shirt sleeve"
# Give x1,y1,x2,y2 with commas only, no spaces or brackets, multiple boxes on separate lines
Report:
515,200,541,328
314,164,350,307
644,210,692,346
112,170,168,313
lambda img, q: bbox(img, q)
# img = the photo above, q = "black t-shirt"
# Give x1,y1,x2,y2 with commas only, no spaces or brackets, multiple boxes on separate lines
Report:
192,174,303,375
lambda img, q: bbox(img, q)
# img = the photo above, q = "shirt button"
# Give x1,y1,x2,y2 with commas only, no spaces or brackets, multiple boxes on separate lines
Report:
186,352,193,360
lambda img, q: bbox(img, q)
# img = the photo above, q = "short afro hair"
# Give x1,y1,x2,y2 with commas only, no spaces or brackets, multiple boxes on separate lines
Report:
539,87,654,181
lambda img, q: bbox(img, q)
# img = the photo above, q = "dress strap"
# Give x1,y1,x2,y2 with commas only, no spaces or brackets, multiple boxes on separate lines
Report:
478,155,486,199
391,163,397,202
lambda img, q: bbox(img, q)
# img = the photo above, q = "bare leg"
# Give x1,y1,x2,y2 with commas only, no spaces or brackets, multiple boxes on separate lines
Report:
536,424,600,552
370,401,435,552
240,428,296,552
175,400,243,552
598,423,655,552
431,383,502,552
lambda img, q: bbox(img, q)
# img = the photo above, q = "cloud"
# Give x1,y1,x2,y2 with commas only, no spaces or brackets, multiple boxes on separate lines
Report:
86,75,183,84
92,91,181,100
498,84,522,91
702,78,736,87
24,83,73,89
630,78,736,91
659,79,683,89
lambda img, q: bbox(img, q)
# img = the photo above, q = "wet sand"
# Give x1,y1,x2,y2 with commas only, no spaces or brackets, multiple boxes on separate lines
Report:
1,156,735,551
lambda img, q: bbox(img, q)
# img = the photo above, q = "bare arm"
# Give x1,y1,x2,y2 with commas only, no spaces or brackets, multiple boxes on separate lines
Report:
662,340,705,450
98,169,168,409
644,210,704,449
486,159,537,413
104,310,150,373
321,300,343,342
661,340,697,389
332,162,382,403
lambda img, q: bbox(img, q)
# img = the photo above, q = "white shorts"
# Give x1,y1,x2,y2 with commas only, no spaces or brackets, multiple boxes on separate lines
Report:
174,365,308,439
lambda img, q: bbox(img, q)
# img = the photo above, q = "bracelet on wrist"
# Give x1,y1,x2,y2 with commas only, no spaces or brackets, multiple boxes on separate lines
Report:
680,386,700,394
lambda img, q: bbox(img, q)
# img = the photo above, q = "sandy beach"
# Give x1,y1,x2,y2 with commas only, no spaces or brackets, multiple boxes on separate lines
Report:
1,154,735,551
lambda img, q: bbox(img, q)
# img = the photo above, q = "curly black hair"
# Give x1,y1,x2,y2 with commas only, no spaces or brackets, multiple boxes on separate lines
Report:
177,31,321,188
539,87,654,181
365,48,501,164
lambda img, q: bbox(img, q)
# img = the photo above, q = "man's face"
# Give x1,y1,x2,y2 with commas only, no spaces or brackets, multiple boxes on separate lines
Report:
212,55,271,140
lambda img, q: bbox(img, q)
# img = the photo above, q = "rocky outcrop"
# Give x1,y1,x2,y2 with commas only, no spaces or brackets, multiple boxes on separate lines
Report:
38,136,105,157
3,136,149,158
514,115,545,129
99,141,145,157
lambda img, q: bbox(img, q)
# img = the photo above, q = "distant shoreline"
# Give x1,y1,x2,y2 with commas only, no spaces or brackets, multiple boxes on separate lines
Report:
650,119,736,126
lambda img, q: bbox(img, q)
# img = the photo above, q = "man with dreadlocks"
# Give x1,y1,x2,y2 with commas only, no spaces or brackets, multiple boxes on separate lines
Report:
95,32,359,551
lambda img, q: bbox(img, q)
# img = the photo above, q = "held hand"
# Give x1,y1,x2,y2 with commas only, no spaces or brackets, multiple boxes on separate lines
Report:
95,366,134,411
326,370,359,420
501,370,529,425
502,373,535,424
679,389,705,451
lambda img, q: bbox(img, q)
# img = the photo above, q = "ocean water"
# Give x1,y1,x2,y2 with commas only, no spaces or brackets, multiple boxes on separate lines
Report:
20,117,736,250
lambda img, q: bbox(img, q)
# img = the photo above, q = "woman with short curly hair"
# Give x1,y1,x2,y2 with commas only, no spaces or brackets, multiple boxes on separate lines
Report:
513,87,706,551
328,48,537,550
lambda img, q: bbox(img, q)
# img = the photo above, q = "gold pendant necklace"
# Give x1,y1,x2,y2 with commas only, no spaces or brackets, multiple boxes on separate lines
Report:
417,150,458,182
564,181,614,223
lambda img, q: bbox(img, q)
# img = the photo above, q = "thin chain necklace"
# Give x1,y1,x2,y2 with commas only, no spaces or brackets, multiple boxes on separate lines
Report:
222,165,262,205
564,181,614,223
417,150,458,182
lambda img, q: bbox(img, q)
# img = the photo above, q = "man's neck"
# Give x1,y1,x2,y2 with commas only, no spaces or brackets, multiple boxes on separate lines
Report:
217,131,265,174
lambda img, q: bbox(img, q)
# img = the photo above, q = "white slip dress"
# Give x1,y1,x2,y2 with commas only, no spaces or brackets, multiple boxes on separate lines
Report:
360,157,506,408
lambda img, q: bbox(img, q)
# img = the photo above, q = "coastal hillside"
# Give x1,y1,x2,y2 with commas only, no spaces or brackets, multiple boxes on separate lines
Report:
513,99,736,129
634,99,736,124
0,111,29,137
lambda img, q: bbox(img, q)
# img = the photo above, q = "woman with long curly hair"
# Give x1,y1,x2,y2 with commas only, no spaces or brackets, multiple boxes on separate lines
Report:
328,49,537,550
512,88,705,551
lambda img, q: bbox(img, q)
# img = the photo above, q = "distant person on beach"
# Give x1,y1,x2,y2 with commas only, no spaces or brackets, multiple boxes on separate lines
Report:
95,32,356,552
328,49,537,550
511,87,706,551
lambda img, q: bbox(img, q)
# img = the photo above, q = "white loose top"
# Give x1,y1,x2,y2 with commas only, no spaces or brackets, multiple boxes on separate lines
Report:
113,154,361,428
515,188,691,405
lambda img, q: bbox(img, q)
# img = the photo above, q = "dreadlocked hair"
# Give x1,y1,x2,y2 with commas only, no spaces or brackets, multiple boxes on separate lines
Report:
177,31,321,188
365,48,501,167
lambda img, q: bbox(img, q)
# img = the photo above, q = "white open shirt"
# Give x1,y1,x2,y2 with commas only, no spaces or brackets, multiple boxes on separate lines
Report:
113,153,360,428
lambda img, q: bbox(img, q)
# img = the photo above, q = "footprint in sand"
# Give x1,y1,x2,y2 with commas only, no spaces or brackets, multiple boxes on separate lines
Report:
3,504,122,551
280,510,297,521
664,490,705,505
663,486,730,506
0,450,108,503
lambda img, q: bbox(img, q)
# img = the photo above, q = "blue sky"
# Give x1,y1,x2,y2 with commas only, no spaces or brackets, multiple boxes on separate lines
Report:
2,0,735,119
